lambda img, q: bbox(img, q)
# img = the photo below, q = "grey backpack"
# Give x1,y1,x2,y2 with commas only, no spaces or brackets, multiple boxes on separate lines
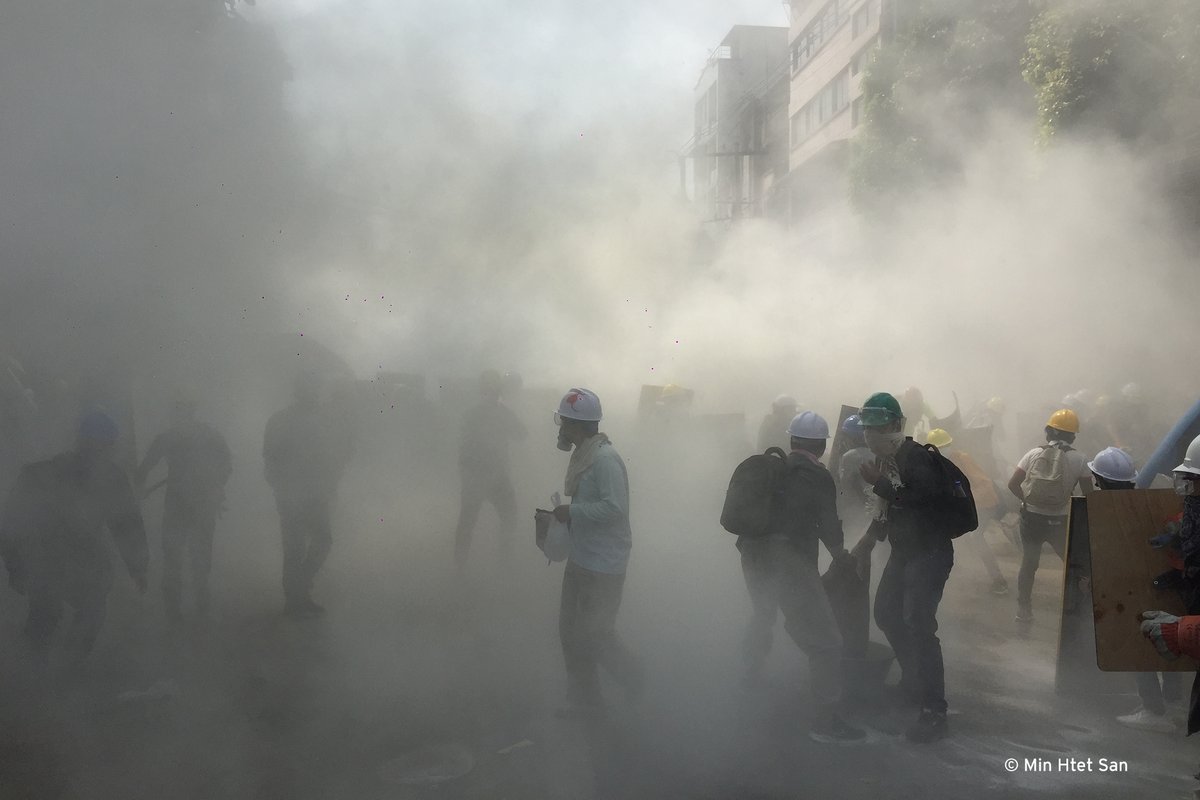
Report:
1020,444,1072,509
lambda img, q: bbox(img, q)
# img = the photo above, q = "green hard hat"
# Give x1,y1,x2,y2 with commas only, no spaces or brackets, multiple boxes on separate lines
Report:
860,391,903,427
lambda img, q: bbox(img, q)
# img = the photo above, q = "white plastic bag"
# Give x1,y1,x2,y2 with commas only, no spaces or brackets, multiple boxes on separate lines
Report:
540,491,570,563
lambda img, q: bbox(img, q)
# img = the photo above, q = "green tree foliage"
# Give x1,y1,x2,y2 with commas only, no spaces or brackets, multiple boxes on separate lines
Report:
851,0,1200,211
1023,0,1200,145
850,0,1035,211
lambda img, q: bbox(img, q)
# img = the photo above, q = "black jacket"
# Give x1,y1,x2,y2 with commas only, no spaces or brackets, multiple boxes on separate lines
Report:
870,438,952,554
770,451,844,563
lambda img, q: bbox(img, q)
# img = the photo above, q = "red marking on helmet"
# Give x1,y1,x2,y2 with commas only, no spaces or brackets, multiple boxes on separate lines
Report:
564,391,584,410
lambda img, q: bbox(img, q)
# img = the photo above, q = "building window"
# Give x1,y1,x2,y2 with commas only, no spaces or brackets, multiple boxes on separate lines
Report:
852,1,874,39
790,0,849,75
850,40,877,76
791,69,852,149
852,96,864,127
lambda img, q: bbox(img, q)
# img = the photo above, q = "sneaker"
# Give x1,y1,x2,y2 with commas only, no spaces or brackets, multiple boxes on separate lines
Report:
809,711,866,744
300,598,325,615
1116,707,1177,733
990,579,1009,597
906,708,949,743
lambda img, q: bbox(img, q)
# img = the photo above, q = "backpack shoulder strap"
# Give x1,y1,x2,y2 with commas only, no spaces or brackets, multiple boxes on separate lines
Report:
764,447,787,460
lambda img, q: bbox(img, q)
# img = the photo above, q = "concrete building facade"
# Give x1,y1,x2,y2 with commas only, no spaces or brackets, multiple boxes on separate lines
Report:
688,25,790,225
786,0,887,216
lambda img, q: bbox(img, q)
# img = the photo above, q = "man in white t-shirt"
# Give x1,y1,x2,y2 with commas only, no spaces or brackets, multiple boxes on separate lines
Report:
1007,408,1093,625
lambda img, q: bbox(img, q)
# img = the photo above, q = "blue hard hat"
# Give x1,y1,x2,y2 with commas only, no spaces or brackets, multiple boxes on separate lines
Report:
78,411,119,444
841,414,864,435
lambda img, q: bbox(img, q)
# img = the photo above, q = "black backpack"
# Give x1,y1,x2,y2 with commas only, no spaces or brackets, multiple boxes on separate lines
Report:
720,447,789,538
919,443,979,538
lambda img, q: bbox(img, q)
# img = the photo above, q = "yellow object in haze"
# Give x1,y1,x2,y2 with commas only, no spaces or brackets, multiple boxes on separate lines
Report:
926,428,953,448
1047,408,1081,434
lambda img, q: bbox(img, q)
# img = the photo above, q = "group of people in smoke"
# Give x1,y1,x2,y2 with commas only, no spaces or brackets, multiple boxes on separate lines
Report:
0,371,354,668
2,364,1197,763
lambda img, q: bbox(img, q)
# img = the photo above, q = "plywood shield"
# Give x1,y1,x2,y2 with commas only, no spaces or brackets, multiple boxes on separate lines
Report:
1055,498,1126,695
1087,489,1194,671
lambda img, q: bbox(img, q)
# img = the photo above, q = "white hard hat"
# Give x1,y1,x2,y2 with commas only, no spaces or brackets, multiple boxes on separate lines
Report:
773,394,798,411
1174,434,1200,477
1088,447,1138,483
554,387,602,423
787,410,830,439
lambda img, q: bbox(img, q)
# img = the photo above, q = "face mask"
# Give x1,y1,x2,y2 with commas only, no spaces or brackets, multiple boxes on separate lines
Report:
864,429,904,458
1174,476,1197,497
556,427,573,452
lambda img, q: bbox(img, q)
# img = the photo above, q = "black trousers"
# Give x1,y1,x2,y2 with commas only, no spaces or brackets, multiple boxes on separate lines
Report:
25,565,109,660
738,537,843,703
277,496,333,605
453,469,516,567
874,544,954,713
161,497,219,615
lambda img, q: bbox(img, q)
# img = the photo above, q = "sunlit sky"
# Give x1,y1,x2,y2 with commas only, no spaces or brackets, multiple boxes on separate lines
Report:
258,0,789,147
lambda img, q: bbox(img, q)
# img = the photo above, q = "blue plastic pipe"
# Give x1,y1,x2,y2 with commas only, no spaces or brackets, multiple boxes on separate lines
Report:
1136,398,1200,488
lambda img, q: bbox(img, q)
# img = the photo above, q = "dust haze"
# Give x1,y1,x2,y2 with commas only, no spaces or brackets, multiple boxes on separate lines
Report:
1,0,1198,797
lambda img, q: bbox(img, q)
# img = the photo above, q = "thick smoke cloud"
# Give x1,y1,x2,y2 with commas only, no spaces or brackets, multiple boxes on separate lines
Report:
2,2,1199,798
3,0,1194,424
253,0,1198,429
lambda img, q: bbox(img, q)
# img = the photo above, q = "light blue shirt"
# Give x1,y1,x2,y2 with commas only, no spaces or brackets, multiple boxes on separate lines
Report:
568,443,632,575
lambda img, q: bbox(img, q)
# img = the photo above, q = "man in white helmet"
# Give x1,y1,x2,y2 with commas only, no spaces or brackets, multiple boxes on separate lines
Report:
544,388,642,715
1082,446,1186,732
738,410,864,742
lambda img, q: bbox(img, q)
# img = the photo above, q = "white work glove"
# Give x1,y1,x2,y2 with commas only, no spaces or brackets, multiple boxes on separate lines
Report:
1140,610,1181,661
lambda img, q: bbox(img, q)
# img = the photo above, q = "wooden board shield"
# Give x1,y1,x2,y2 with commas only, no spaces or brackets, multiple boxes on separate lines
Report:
1087,489,1194,671
1055,498,1125,694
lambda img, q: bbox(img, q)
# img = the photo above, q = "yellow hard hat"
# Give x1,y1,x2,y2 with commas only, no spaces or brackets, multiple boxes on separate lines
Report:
926,428,953,448
1047,408,1080,434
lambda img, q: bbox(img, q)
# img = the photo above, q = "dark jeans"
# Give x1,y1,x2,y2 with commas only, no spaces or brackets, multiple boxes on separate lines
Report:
277,496,333,605
1018,511,1067,611
874,544,954,713
739,537,843,703
1135,671,1183,715
454,469,516,567
559,560,640,704
161,498,219,616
